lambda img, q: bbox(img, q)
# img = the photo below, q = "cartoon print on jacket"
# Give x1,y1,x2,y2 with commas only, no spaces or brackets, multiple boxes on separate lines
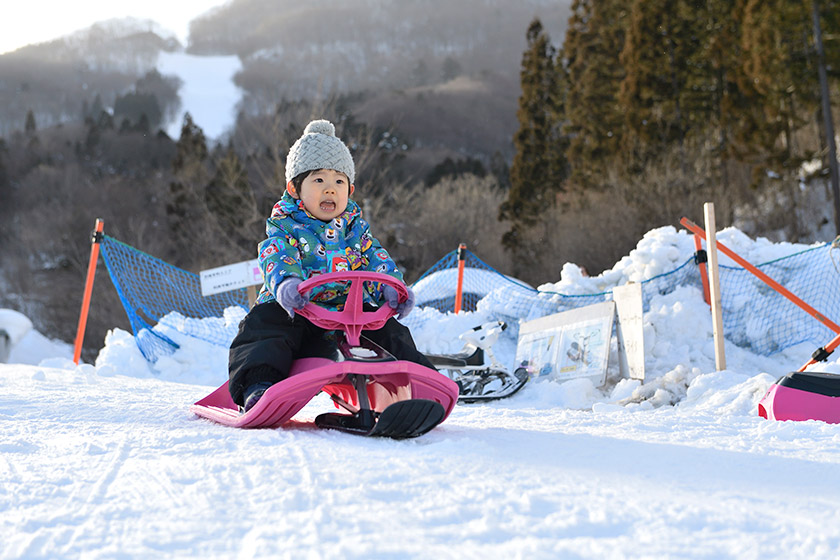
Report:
254,192,402,309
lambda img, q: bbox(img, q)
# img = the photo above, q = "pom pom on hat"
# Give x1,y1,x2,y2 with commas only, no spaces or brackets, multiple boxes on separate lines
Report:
304,119,335,136
285,119,355,184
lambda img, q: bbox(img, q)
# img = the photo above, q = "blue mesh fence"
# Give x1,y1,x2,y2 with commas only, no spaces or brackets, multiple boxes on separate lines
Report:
411,247,701,316
407,244,839,357
99,235,249,360
98,233,840,363
716,244,840,356
412,249,536,314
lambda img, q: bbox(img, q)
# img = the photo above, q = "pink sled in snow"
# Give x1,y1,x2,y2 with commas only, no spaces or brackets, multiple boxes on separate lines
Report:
758,371,840,424
191,271,459,438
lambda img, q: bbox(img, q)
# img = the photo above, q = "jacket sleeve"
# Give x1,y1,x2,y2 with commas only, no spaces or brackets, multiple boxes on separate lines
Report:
258,217,305,299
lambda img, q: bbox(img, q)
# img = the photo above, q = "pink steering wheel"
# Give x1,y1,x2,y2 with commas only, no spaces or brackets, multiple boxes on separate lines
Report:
295,271,409,346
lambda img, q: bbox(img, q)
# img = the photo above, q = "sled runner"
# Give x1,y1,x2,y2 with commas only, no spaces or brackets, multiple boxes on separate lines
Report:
192,271,459,438
425,321,529,403
758,371,840,424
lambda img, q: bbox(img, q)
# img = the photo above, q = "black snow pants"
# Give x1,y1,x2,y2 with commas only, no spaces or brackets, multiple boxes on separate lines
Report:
228,301,435,406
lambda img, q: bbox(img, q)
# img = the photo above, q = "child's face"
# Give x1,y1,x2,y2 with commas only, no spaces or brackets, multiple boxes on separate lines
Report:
294,169,354,221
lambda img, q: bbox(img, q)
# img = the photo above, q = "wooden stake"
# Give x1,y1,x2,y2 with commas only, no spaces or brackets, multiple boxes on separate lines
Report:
704,203,726,371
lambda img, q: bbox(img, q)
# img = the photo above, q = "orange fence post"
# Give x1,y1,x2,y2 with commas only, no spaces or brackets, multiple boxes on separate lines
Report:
454,243,467,314
73,219,104,364
693,233,711,305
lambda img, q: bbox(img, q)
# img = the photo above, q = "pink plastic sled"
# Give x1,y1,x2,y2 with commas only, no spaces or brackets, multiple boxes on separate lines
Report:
191,271,459,437
758,371,840,424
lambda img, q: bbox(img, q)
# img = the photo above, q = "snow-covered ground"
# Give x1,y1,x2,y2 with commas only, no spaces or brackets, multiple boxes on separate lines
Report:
3,226,840,559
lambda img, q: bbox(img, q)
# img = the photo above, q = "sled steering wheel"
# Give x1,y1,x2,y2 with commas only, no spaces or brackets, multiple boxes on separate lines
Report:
295,271,409,346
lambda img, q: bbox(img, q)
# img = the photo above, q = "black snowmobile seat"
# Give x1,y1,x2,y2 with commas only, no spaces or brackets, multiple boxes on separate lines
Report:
424,347,485,368
777,371,840,398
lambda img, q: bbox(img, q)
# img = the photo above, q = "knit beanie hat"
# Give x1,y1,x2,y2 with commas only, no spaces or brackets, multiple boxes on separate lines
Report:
284,119,355,184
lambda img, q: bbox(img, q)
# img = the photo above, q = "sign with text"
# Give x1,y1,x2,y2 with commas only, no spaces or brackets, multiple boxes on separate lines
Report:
515,301,615,387
200,259,262,297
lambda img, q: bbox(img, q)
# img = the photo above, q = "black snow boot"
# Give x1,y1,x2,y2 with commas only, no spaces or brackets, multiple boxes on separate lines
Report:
241,382,274,413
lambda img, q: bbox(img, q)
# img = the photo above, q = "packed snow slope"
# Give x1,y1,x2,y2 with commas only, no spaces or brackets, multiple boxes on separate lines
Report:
3,226,840,559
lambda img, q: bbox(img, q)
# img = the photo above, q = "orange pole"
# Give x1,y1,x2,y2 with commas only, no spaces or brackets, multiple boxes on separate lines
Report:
73,219,104,364
454,244,467,314
694,233,711,305
680,217,840,335
798,332,840,371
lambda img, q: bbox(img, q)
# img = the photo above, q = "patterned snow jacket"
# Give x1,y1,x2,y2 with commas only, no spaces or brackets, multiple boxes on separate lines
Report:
254,192,403,310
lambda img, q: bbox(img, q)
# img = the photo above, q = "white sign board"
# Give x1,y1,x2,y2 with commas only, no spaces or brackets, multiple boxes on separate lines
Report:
200,259,262,297
613,283,646,381
515,301,615,387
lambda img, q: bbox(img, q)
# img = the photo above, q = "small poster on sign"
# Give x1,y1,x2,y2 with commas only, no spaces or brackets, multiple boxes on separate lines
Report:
200,259,262,297
515,301,615,387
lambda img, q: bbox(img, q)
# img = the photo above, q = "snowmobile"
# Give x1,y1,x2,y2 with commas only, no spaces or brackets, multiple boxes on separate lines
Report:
758,371,840,424
192,271,460,438
424,320,529,403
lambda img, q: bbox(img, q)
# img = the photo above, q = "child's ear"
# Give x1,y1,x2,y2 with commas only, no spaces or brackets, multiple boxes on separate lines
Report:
286,181,298,198
349,184,355,197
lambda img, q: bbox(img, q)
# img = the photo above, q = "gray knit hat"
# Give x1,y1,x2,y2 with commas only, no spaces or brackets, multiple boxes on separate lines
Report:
284,119,355,184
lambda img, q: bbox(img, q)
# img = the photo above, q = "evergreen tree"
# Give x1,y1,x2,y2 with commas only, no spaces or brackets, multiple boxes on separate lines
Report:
441,57,462,81
114,92,163,130
205,145,256,246
136,114,150,135
736,0,826,172
173,113,208,172
97,110,114,130
500,19,567,265
549,50,571,187
84,120,101,152
134,69,182,125
24,110,36,134
562,0,628,189
167,113,210,257
667,0,746,200
618,0,695,173
91,94,104,118
83,110,113,153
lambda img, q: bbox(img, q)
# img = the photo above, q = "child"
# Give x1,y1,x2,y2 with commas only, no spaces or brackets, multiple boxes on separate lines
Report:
228,119,434,412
